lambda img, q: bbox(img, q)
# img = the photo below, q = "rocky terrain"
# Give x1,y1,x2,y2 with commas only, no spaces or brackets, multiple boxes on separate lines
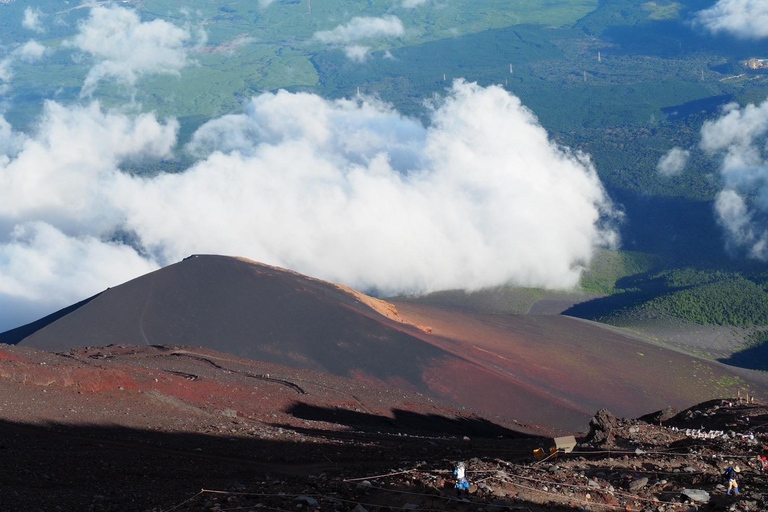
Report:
159,399,768,512
0,343,766,511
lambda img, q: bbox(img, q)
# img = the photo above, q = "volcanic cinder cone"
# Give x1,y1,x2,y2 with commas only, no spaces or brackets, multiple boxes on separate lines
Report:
3,254,764,431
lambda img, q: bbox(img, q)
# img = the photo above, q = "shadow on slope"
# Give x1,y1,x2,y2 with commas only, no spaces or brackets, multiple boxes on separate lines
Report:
565,266,768,333
285,402,531,439
719,343,768,372
561,271,667,320
610,191,725,266
0,417,547,512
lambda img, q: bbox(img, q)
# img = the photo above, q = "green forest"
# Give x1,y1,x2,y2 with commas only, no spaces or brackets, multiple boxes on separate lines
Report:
572,268,768,328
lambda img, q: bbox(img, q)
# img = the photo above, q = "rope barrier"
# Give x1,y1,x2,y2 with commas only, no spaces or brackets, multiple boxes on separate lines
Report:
500,477,628,511
197,460,712,512
160,490,204,512
197,448,742,512
201,489,323,498
202,487,453,512
343,468,417,482
532,449,561,465
218,504,296,512
495,469,680,506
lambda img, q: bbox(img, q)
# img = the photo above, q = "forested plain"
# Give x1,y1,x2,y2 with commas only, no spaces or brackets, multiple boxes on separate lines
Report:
3,0,768,349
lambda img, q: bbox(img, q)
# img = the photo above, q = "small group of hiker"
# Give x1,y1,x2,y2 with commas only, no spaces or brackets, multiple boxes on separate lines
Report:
452,460,755,499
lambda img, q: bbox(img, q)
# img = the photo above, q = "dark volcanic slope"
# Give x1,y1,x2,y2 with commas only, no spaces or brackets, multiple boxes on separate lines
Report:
5,255,443,387
3,254,764,431
5,255,584,428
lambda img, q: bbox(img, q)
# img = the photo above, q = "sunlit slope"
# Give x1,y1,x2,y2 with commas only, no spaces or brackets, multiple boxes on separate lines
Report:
391,300,765,420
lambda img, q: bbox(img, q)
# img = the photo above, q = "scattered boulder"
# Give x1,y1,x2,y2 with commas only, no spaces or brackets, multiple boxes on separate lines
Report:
586,409,618,447
681,489,710,503
296,496,318,507
628,477,648,492
477,482,493,493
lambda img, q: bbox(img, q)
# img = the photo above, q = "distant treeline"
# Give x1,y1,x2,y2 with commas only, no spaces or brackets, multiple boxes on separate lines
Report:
582,268,768,327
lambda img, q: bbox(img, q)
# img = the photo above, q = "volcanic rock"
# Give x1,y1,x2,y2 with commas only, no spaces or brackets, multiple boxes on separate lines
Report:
586,409,618,447
681,488,710,503
628,477,648,491
638,406,678,425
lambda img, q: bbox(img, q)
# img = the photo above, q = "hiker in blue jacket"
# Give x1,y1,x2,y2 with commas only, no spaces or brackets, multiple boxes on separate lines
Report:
454,461,469,496
724,465,740,495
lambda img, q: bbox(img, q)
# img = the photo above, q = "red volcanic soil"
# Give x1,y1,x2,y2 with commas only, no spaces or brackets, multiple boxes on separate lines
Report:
393,301,765,424
0,343,528,436
395,301,766,426
2,255,764,432
2,342,767,512
0,343,547,511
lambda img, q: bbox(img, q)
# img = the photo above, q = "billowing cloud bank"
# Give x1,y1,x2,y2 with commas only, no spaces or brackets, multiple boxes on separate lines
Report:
0,81,617,330
701,100,768,258
694,0,768,39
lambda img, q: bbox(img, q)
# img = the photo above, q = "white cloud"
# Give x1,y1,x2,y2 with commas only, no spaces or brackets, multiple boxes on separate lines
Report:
0,81,618,331
344,45,370,62
0,222,158,314
657,147,690,177
714,189,760,255
314,16,404,62
0,58,12,84
402,0,429,7
314,15,404,44
693,0,768,39
0,100,178,232
16,40,48,62
0,101,177,328
700,99,768,259
0,117,24,157
258,0,277,7
0,40,49,92
66,5,194,96
22,7,45,33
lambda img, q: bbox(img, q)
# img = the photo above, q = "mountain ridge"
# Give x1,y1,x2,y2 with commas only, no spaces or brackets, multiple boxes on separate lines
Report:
3,254,764,431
